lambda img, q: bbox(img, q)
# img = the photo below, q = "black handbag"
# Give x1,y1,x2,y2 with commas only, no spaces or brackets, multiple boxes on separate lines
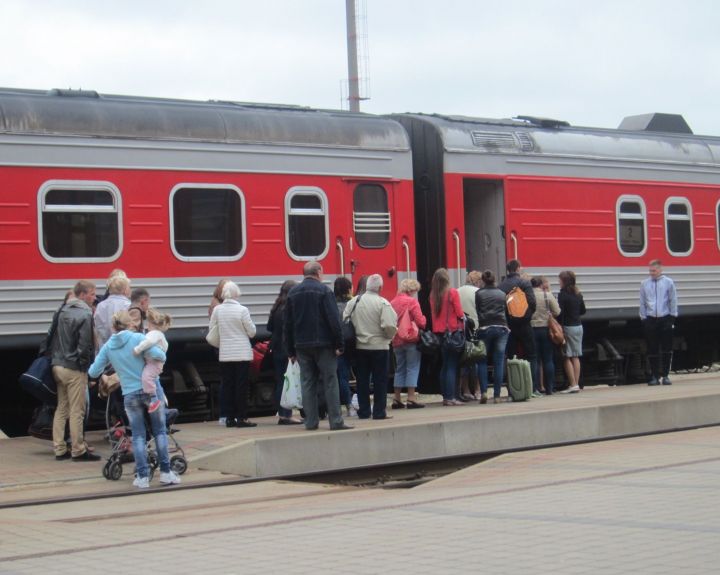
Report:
19,302,64,405
417,329,441,355
442,291,465,352
19,355,57,404
443,329,466,352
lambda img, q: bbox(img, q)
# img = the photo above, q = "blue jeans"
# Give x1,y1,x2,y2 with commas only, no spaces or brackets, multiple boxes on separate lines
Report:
477,326,510,398
355,349,390,418
439,343,461,400
272,352,292,419
337,354,352,406
393,343,422,389
533,327,556,394
124,390,170,479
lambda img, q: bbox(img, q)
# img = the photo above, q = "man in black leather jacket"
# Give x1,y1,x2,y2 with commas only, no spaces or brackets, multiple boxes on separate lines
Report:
50,280,100,461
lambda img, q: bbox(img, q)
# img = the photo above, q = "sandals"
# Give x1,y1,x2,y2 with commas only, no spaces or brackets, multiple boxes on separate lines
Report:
391,399,406,409
406,400,425,409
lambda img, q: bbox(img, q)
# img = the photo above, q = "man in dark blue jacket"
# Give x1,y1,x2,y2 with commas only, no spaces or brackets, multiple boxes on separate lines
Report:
285,261,352,431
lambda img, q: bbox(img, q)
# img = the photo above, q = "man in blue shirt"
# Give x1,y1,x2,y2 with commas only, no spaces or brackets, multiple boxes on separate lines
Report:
639,260,678,386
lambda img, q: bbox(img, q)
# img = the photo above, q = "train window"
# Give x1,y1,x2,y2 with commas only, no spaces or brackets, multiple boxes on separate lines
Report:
353,184,391,249
170,185,245,261
616,196,647,257
665,197,693,256
38,181,122,262
285,187,329,260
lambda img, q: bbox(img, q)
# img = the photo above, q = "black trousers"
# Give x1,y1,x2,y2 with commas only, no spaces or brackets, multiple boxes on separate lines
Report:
219,361,250,421
644,316,674,378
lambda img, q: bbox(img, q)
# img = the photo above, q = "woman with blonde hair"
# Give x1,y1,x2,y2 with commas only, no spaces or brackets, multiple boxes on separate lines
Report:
390,278,427,409
429,268,465,406
208,278,231,318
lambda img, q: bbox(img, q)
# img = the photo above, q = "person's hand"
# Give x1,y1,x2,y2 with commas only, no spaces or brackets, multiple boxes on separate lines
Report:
288,356,296,364
335,349,342,357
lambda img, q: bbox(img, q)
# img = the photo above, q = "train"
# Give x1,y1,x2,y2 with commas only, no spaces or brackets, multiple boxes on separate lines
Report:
2,87,719,434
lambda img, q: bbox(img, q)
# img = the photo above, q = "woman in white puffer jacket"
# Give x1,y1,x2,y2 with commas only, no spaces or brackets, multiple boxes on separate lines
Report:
208,281,257,428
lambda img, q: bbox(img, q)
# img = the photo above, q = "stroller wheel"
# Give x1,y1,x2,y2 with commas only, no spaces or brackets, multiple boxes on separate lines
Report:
102,460,112,480
170,455,188,475
109,461,123,481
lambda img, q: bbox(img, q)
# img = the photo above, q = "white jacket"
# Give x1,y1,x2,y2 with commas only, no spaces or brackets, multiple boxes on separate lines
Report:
209,299,256,362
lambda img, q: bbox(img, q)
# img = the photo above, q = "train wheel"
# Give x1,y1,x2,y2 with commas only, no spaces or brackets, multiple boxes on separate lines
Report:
109,461,123,481
170,455,188,475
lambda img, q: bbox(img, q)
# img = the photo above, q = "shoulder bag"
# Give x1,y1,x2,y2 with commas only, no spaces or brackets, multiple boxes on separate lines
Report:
342,295,362,353
417,329,441,355
19,302,64,404
545,292,565,346
442,290,466,352
396,305,420,343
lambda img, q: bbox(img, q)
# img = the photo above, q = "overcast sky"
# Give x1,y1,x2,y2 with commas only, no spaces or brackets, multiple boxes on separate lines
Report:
3,0,719,135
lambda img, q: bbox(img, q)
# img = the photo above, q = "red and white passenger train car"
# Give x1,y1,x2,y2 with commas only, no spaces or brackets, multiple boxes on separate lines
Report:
0,88,415,353
397,113,720,369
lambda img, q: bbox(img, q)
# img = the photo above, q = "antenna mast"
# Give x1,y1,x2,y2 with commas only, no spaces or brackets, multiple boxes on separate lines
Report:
345,0,369,111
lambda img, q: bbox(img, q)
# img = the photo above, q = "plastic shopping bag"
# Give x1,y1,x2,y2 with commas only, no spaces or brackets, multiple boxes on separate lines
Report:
280,360,303,410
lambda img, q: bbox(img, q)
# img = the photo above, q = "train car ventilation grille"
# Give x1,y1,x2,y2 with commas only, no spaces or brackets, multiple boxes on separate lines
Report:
353,211,392,233
515,133,535,152
471,131,534,152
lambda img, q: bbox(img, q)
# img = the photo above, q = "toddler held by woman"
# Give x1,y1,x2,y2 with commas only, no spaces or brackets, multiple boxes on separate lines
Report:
133,308,171,412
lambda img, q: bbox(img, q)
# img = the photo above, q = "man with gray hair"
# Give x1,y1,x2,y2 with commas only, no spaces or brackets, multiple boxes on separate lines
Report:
344,273,397,419
285,261,352,431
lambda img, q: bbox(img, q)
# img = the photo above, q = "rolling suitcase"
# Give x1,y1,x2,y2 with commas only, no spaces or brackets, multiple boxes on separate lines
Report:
506,356,533,401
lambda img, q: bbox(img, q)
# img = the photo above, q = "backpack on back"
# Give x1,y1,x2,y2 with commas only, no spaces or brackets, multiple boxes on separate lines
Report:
506,286,528,319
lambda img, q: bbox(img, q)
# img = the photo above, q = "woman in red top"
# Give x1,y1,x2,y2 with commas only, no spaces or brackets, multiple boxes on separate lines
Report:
390,278,427,409
429,268,465,405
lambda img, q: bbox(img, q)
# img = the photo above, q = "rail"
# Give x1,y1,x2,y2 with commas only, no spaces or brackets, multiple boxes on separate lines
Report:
401,238,411,276
336,239,345,277
452,230,461,286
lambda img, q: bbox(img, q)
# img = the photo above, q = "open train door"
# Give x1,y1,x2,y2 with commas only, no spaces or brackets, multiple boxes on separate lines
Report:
463,179,506,281
337,181,398,298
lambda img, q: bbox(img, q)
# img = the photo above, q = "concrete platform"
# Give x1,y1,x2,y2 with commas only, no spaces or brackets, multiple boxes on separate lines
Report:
1,372,718,506
2,425,720,574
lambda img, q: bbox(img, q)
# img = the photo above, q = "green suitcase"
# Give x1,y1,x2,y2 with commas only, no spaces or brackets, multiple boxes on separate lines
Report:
506,356,533,401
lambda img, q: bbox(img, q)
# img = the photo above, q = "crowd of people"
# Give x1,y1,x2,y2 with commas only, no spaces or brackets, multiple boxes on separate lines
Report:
48,269,181,490
44,257,678,487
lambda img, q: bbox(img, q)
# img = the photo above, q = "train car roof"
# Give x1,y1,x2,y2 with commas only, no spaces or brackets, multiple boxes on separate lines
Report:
395,112,720,166
0,88,409,151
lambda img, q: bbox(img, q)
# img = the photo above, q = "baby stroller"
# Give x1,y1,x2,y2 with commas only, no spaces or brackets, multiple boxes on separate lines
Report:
101,381,187,481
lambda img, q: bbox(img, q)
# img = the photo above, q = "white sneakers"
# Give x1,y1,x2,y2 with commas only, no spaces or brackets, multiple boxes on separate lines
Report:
133,476,150,489
159,470,182,485
133,470,181,489
561,385,581,394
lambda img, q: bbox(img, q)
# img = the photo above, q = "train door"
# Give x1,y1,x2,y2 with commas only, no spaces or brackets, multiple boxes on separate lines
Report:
337,181,398,297
463,179,506,281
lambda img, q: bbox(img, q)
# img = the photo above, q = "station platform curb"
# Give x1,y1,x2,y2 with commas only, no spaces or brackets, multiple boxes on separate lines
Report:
192,382,720,478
